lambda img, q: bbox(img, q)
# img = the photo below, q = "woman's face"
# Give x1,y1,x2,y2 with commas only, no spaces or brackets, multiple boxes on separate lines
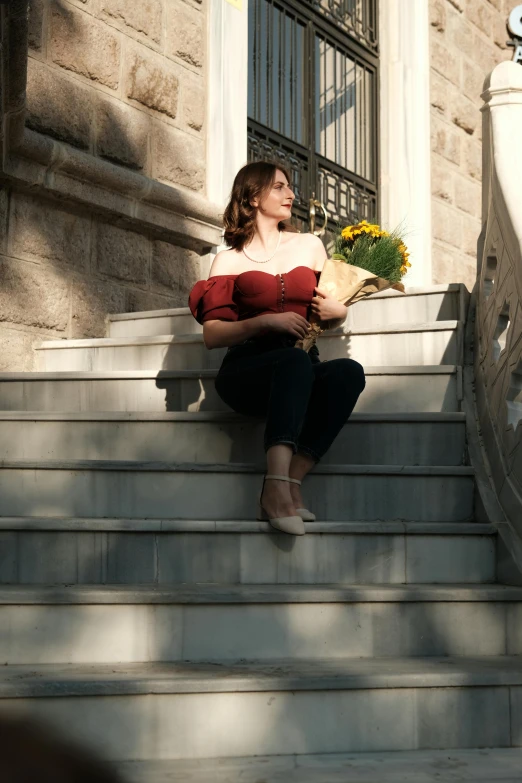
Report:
255,169,295,220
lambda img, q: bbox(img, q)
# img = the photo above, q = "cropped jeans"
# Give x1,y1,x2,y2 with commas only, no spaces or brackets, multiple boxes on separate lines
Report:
214,334,366,463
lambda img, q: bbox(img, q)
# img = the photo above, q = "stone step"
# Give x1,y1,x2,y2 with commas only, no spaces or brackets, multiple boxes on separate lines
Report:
0,412,467,466
109,308,204,339
2,584,520,665
0,365,462,412
1,656,520,759
107,284,466,338
37,322,462,371
116,748,522,783
0,460,475,521
0,519,494,585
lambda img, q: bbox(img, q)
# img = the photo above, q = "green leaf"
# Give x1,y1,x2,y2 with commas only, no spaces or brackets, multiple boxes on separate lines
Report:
331,225,407,284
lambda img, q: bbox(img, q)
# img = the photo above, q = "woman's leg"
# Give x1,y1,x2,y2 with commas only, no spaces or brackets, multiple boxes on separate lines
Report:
288,451,316,509
286,358,365,510
296,358,366,464
262,443,297,519
215,346,315,454
215,347,316,518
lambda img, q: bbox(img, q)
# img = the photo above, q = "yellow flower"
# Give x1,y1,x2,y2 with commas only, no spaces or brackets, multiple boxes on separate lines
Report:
398,243,411,276
341,220,389,242
340,221,410,277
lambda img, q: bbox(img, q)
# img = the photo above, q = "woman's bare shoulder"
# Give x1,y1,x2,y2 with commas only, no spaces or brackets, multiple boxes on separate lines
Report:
299,232,328,270
300,232,327,251
283,231,325,250
208,248,241,277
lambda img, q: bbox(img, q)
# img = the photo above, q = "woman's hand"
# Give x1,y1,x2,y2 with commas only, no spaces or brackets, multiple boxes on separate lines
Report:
260,312,312,340
310,288,348,322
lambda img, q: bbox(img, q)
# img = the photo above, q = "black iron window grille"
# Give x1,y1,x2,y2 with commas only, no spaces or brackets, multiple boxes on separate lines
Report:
247,0,379,233
307,0,378,53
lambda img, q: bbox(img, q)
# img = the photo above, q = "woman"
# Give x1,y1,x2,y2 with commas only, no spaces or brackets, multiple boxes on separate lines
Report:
188,161,366,536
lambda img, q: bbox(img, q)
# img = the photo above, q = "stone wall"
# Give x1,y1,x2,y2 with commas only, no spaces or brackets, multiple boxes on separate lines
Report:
0,189,202,369
429,0,512,289
26,0,206,184
0,0,209,369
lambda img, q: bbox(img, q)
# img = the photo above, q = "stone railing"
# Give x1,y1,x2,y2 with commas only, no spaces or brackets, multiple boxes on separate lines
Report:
474,61,522,572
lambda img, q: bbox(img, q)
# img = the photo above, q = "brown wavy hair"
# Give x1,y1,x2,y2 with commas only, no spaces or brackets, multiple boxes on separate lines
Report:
223,161,299,251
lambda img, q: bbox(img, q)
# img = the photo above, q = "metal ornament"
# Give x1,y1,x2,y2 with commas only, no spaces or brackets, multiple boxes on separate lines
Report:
507,5,522,64
309,193,329,237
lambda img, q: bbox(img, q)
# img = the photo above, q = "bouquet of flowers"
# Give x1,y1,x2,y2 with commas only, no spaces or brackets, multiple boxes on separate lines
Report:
296,220,410,353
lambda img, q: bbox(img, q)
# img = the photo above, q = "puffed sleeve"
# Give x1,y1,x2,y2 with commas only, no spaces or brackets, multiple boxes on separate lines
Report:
188,278,238,325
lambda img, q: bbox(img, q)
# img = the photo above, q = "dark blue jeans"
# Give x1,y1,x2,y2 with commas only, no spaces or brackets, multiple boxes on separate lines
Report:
214,335,366,463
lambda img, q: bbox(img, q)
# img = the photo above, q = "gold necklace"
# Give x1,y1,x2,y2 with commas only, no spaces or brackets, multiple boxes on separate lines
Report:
242,231,282,263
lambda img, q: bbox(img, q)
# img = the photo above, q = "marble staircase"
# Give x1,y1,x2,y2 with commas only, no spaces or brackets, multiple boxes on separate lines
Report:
2,283,522,781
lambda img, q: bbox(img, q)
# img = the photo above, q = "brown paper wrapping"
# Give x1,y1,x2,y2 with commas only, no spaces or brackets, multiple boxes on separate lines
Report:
295,258,405,353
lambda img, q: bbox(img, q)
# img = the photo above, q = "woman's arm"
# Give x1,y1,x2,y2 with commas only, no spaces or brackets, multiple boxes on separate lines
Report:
202,316,270,350
324,314,347,331
202,250,268,349
310,233,328,274
309,235,347,330
204,312,312,350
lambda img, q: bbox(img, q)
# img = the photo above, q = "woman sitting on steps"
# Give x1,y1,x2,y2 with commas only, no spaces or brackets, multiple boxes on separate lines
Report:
188,161,366,536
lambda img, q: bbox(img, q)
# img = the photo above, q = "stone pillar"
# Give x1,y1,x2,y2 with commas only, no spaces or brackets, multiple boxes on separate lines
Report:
379,0,433,288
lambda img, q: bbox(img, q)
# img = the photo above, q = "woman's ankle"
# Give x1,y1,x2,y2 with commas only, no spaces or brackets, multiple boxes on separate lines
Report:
263,477,293,499
289,451,316,481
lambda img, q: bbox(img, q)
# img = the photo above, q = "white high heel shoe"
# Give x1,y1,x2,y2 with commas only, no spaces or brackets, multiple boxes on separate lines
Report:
286,476,316,521
295,505,316,522
257,474,306,535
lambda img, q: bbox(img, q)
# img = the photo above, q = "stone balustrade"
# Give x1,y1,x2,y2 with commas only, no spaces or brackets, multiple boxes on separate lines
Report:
475,61,522,559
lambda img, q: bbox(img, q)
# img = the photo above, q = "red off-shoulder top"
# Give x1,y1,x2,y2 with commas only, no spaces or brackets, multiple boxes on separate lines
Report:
188,265,321,325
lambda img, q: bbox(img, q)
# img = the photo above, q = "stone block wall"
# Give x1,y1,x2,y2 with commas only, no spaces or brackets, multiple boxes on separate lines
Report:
0,0,208,369
26,0,206,184
429,0,512,289
0,189,201,369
